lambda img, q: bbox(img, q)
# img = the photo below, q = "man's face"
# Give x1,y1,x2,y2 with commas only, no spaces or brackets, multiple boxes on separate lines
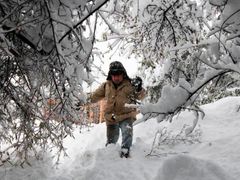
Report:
111,74,124,85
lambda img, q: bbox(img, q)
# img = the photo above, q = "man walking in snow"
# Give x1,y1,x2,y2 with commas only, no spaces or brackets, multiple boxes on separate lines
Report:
87,61,145,158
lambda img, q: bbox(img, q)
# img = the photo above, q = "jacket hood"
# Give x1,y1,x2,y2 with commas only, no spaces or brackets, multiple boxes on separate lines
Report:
106,61,131,81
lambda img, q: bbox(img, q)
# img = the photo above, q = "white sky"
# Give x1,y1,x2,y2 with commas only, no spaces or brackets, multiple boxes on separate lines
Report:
87,39,140,91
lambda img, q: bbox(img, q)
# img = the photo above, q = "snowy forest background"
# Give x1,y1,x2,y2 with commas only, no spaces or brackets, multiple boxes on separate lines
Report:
0,0,240,172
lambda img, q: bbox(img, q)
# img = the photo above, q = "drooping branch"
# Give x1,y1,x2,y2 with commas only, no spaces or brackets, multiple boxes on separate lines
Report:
133,69,231,126
0,0,97,166
155,0,180,49
165,16,177,46
58,0,110,43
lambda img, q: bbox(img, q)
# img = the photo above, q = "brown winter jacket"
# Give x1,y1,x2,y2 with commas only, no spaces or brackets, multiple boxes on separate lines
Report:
89,79,145,125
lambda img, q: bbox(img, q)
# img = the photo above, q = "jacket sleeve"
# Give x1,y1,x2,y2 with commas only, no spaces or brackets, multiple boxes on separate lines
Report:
89,82,106,103
136,88,146,100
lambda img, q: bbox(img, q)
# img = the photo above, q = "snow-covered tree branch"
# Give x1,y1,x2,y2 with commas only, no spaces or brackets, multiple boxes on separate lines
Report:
0,0,110,166
100,0,240,130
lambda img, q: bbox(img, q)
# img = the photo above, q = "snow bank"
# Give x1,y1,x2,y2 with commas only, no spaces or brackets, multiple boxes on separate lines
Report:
54,143,160,180
155,154,235,180
1,97,240,180
0,154,53,180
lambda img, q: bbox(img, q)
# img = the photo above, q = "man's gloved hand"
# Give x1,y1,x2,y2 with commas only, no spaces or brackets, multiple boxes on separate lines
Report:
131,76,143,92
111,114,116,121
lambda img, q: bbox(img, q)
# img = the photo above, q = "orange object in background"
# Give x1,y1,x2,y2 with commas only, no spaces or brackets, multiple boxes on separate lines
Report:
44,98,106,124
87,99,106,124
43,98,60,121
47,98,57,106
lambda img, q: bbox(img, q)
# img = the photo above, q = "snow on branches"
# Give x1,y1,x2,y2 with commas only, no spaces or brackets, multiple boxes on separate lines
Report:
0,0,110,166
121,0,240,134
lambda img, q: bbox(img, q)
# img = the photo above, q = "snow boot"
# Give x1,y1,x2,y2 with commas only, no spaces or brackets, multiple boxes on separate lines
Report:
120,148,130,158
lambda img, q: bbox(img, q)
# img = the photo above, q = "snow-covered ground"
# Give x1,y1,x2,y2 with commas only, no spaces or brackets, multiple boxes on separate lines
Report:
1,96,240,180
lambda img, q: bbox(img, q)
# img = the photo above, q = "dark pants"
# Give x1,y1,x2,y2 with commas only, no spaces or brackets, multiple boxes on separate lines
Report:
106,118,133,149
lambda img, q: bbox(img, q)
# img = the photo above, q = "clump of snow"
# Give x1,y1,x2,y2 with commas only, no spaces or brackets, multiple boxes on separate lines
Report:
140,84,189,115
209,0,227,6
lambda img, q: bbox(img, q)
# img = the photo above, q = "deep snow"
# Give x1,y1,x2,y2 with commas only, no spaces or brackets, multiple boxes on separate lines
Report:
1,96,240,180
